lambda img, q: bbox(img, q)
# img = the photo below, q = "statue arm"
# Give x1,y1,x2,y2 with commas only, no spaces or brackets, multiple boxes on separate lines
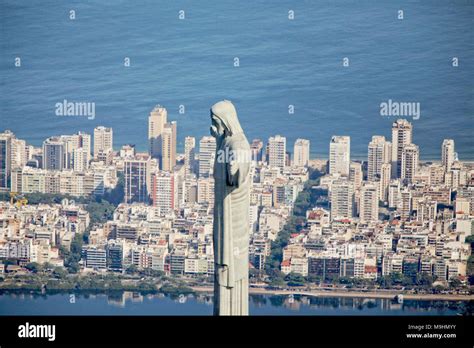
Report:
226,144,250,188
226,159,239,187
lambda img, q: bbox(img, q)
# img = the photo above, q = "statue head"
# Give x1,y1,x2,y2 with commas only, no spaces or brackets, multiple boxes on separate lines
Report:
210,100,244,138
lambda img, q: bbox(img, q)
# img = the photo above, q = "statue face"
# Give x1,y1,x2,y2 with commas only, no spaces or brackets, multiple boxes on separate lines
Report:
210,113,225,138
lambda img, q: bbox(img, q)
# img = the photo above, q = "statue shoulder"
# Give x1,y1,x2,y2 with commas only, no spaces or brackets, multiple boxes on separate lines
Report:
228,134,250,149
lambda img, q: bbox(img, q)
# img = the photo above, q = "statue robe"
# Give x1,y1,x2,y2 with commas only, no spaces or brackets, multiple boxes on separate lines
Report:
213,131,251,316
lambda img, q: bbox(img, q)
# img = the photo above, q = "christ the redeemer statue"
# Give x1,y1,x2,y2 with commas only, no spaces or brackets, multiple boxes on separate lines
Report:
210,100,251,316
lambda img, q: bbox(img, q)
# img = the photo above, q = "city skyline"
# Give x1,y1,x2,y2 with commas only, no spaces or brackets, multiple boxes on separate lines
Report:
1,109,471,286
0,1,472,344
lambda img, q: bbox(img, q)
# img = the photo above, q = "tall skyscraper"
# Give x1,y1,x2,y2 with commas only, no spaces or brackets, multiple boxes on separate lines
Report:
184,136,196,173
330,178,354,220
124,155,151,203
379,163,391,202
367,135,391,181
401,143,419,183
93,126,113,159
0,131,13,191
293,138,310,167
360,182,379,223
441,139,455,172
198,136,216,178
148,105,167,165
43,136,65,170
329,136,350,177
161,121,177,172
268,135,286,168
391,119,412,178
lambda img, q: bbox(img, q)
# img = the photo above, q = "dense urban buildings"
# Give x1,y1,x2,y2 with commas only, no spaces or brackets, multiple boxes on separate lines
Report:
0,115,472,291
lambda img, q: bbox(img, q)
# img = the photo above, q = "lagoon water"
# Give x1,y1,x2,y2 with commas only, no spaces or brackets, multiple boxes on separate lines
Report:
0,1,473,160
0,293,469,316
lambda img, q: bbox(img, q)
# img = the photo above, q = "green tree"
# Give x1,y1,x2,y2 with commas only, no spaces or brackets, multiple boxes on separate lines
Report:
25,262,42,273
466,255,474,286
86,200,116,225
103,172,125,205
415,272,435,288
285,272,305,286
53,267,68,279
449,277,462,288
265,168,325,279
126,264,138,274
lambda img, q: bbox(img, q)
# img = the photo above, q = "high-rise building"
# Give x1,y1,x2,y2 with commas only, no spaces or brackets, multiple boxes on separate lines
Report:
73,148,90,172
106,241,124,272
93,126,113,159
184,136,196,174
148,105,167,164
388,179,401,209
416,199,437,223
349,162,363,190
367,135,391,181
391,119,412,178
329,136,350,177
161,121,177,172
360,182,379,223
43,136,65,170
379,163,391,202
441,139,455,172
429,164,445,186
64,132,91,169
150,170,176,215
198,136,216,178
330,178,354,220
293,138,310,167
250,139,264,162
399,189,412,221
11,137,28,170
401,143,419,183
197,177,215,207
0,131,13,191
82,246,107,270
268,135,286,168
124,156,151,203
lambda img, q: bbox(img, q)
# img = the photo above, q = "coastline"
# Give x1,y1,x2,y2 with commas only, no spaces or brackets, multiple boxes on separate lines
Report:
191,286,474,302
2,285,472,302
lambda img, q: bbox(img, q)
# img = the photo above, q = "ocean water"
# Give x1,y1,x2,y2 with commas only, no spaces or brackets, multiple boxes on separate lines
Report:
0,0,473,160
0,293,468,316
